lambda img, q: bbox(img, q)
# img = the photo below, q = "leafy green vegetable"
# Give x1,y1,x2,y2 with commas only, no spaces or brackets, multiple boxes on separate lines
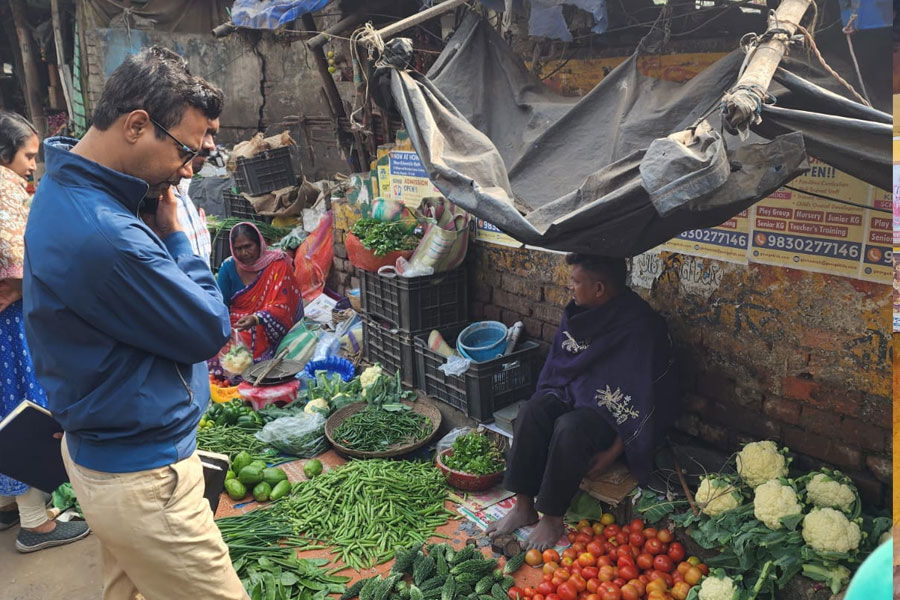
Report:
632,488,687,523
442,432,505,476
304,370,362,412
257,402,308,423
217,505,349,600
351,218,420,256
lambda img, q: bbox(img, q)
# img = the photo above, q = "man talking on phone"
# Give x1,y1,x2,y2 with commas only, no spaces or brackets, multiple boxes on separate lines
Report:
22,47,247,599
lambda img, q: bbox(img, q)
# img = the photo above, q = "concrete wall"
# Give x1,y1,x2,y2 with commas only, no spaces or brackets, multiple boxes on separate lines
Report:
81,27,352,180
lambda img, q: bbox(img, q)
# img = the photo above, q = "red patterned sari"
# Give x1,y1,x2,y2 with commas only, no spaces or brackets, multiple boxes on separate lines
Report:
230,255,303,361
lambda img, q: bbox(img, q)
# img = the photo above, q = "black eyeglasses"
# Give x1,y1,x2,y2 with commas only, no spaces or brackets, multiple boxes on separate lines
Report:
146,115,201,168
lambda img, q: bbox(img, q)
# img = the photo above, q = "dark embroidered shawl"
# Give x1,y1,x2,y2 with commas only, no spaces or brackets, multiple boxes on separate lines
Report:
535,288,681,484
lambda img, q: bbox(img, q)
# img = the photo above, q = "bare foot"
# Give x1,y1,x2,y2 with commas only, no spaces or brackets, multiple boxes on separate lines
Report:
486,495,539,538
526,515,565,551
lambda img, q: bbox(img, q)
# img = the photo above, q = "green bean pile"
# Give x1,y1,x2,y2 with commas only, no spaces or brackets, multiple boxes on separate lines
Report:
332,408,432,452
197,425,279,464
284,459,454,570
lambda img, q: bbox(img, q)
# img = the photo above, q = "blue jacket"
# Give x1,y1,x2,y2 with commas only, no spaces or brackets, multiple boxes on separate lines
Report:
23,137,231,473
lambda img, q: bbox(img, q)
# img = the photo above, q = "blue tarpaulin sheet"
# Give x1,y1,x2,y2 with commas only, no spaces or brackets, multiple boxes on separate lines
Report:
231,0,331,30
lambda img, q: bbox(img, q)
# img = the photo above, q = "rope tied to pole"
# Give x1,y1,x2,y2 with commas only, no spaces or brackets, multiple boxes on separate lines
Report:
346,22,388,135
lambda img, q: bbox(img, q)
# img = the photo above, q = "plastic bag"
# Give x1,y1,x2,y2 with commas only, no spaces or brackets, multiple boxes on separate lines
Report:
255,413,328,458
312,332,342,362
276,318,321,363
436,427,475,456
294,211,333,301
220,330,253,378
399,198,470,275
440,355,471,377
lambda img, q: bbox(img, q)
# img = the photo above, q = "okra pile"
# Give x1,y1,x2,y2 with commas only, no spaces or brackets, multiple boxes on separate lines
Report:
283,459,454,570
341,543,525,600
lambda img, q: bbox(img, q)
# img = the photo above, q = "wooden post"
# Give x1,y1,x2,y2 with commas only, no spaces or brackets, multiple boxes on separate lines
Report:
723,0,812,131
9,0,47,138
50,0,75,120
302,13,367,172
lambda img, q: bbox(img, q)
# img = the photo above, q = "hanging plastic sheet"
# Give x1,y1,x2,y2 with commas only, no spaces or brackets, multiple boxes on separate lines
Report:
380,13,889,256
231,0,331,30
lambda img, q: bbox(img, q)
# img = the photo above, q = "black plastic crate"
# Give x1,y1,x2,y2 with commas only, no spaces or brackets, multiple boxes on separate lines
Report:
233,146,299,195
223,189,257,220
210,233,231,271
413,327,541,422
363,317,418,387
359,266,468,333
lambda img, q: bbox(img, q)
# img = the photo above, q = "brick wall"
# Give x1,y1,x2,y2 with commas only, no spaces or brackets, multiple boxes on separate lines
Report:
328,197,891,507
469,244,892,508
328,200,360,295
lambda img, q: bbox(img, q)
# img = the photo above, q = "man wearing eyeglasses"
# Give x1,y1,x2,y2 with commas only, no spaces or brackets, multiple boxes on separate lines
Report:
22,47,248,599
173,118,219,265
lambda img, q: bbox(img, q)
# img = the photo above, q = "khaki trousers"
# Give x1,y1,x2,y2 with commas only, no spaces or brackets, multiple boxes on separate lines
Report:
62,436,249,600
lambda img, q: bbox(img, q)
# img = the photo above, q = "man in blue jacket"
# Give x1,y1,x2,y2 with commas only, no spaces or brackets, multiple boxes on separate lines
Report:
23,47,247,599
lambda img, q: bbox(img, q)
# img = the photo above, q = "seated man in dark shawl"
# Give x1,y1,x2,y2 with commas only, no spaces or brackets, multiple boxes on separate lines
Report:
487,254,681,550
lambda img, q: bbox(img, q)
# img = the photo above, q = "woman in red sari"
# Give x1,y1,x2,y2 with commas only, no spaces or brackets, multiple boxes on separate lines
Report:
211,223,302,378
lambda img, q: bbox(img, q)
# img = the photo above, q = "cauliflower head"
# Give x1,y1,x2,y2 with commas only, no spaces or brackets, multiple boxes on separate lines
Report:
696,477,742,517
753,479,802,530
736,440,788,488
698,574,738,600
802,507,861,553
359,364,384,396
805,473,856,513
304,397,329,415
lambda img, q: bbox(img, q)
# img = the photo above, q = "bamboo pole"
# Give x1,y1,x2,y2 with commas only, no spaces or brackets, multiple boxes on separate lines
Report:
723,0,812,131
373,0,466,42
307,12,366,50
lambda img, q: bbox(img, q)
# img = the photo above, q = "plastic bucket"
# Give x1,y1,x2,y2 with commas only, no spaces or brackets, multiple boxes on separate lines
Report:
302,357,356,382
457,321,508,362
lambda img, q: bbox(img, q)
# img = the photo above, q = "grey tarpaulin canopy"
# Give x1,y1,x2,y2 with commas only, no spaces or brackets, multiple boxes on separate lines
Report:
383,13,890,256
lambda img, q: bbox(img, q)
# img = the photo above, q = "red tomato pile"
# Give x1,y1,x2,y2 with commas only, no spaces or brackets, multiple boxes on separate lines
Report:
510,518,709,600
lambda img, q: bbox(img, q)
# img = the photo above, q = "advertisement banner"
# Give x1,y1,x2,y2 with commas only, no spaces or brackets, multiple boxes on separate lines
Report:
661,210,750,265
859,186,892,283
475,218,523,248
748,161,867,278
388,150,443,210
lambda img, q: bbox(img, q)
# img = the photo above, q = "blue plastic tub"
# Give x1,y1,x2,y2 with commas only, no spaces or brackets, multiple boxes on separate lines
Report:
457,321,508,362
301,357,356,382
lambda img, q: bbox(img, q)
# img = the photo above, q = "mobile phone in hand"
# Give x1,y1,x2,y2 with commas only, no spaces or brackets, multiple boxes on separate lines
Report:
139,195,159,215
